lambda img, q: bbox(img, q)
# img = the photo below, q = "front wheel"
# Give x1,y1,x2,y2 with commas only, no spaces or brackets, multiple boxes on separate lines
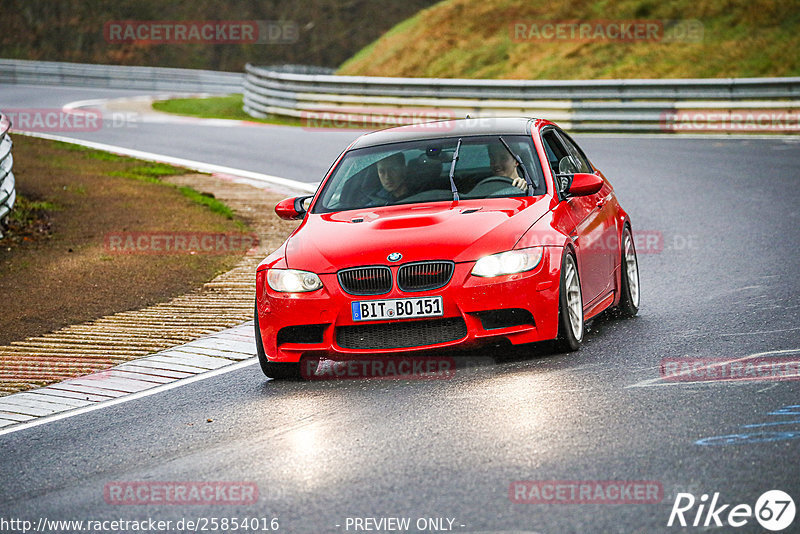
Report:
554,251,584,352
616,227,640,317
254,304,301,380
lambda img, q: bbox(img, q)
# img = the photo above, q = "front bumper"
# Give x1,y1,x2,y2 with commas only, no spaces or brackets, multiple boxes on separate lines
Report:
256,247,563,363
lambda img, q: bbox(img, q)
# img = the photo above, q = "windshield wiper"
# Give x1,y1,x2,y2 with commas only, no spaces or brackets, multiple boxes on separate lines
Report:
498,136,535,196
447,138,462,202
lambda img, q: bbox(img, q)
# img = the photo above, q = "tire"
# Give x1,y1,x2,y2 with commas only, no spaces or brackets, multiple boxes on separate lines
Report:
554,251,584,352
616,226,640,318
254,304,301,380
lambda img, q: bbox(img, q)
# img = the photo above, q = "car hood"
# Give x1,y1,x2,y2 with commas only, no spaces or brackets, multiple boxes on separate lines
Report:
284,198,552,273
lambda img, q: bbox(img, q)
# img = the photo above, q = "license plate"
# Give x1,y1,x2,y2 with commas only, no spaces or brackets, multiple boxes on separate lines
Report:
351,296,443,321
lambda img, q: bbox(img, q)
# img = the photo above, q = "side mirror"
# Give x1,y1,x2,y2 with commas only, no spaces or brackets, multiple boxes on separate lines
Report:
567,173,603,197
558,155,579,174
275,195,313,220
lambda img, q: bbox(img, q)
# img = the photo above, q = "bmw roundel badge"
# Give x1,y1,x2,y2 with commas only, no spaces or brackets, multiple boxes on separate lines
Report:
387,252,402,262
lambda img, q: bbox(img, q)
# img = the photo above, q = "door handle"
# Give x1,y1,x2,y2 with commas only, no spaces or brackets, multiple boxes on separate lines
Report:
596,197,607,208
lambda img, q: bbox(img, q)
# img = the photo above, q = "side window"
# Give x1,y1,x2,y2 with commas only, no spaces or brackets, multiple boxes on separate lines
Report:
541,131,564,174
541,130,573,193
557,131,592,173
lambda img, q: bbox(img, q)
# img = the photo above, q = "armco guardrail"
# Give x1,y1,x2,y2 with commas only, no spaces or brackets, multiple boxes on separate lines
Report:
0,59,242,93
0,112,15,225
244,64,800,133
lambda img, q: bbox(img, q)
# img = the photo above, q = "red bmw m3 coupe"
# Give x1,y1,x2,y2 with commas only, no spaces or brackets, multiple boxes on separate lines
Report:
255,118,639,378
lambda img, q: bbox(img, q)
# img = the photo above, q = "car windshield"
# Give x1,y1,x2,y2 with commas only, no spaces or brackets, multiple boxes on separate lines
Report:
313,135,546,213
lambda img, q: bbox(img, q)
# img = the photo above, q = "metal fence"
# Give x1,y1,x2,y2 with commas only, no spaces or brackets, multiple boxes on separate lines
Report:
3,59,795,133
0,112,15,225
0,59,242,93
244,64,800,133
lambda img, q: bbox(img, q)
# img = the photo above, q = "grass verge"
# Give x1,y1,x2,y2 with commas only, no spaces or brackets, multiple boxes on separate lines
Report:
152,95,304,127
52,141,239,221
0,135,253,345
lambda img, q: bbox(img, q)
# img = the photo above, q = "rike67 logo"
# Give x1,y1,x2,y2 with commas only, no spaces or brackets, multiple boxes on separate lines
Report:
668,490,795,531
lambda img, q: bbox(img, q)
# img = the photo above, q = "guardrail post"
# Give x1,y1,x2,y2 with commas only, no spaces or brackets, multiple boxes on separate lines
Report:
0,111,16,236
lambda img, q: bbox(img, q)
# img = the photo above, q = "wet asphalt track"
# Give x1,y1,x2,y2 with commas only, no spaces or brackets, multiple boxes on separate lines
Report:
1,84,799,533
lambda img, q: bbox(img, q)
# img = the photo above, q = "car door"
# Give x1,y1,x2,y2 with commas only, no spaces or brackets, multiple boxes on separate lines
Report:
557,129,618,300
541,128,611,304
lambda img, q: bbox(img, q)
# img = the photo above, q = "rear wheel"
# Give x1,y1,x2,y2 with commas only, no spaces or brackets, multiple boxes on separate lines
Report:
254,304,301,380
616,227,640,317
554,251,584,352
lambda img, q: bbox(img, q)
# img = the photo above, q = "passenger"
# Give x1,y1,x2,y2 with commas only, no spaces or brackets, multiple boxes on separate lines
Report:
488,144,527,190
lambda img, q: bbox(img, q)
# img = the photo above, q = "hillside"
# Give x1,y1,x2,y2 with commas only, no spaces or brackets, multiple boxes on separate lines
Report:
338,0,800,79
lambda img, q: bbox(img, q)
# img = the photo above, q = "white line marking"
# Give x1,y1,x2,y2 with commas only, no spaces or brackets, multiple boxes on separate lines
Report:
62,93,220,114
0,359,257,437
0,322,262,436
10,130,319,193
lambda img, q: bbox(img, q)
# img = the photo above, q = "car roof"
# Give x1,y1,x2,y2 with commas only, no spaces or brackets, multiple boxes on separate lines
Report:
349,117,546,149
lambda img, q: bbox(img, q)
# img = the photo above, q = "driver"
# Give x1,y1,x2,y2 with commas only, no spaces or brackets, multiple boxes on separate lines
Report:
372,153,411,203
488,144,527,190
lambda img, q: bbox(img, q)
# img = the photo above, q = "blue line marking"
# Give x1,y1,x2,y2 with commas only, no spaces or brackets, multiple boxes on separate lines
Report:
695,404,800,446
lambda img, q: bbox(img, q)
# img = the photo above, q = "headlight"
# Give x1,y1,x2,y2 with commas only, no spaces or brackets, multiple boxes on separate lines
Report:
471,247,543,277
267,269,323,292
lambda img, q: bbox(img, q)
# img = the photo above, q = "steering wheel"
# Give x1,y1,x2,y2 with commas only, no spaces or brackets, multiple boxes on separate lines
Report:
475,175,515,187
